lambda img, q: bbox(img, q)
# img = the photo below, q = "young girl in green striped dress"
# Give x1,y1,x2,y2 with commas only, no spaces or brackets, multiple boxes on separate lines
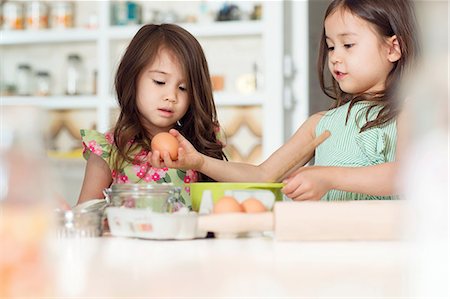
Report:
149,0,419,201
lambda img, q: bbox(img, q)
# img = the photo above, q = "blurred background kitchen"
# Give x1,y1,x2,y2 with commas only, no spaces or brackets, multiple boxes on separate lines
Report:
0,0,448,298
0,0,447,197
0,0,326,205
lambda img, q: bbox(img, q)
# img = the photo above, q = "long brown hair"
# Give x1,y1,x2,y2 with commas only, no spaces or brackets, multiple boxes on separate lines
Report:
318,0,419,131
113,24,226,181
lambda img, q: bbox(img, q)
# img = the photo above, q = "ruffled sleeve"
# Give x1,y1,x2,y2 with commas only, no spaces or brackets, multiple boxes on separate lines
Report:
80,129,114,162
355,128,388,165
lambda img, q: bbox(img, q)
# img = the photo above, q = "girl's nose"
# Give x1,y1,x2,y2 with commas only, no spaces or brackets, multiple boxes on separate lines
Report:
164,90,177,103
329,51,342,64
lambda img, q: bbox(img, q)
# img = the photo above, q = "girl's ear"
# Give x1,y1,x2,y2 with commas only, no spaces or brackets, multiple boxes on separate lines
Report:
387,35,402,62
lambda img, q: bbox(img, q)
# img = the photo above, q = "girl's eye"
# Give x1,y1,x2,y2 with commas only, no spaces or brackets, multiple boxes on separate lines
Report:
179,86,187,92
153,80,165,85
327,46,335,51
344,44,354,49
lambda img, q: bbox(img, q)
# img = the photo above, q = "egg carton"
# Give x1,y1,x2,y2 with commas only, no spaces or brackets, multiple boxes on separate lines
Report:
199,189,275,214
106,207,206,240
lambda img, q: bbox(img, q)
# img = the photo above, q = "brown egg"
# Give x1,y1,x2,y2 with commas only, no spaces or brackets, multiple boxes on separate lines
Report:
213,196,244,214
151,132,179,160
241,197,267,213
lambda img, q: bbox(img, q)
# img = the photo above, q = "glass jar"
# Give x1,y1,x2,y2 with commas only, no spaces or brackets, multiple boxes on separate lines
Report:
3,2,24,30
55,209,104,237
112,1,140,25
51,1,74,29
66,54,82,95
103,183,184,213
26,1,48,29
16,64,32,96
35,71,50,96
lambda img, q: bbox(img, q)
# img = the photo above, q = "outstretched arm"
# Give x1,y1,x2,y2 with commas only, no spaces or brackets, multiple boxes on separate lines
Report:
149,113,323,182
282,163,398,200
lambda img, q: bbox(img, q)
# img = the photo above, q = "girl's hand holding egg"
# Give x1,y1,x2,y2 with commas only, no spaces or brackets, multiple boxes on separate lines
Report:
151,132,179,160
149,129,205,171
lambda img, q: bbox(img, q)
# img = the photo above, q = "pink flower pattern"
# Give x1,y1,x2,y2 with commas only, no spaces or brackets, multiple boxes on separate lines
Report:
105,131,114,144
87,140,103,156
82,129,201,205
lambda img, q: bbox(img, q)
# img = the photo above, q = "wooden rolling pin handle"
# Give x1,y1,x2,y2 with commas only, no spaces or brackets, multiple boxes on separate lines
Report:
273,130,331,182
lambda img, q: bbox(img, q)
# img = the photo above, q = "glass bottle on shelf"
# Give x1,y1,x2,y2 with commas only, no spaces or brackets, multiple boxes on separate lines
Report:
35,71,51,96
16,64,32,96
3,1,24,30
26,1,49,30
51,1,74,29
66,54,83,95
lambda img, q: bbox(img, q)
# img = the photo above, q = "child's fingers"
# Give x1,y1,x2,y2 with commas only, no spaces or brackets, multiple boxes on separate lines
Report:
169,128,179,136
177,148,186,162
161,151,174,167
281,178,298,194
169,128,190,147
150,150,164,168
282,177,307,200
283,187,304,200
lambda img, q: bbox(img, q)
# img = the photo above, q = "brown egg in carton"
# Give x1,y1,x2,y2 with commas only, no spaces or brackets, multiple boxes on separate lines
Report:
197,189,275,238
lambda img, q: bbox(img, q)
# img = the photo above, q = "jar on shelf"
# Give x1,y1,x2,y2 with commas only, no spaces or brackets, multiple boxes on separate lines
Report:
51,1,74,29
112,1,140,26
3,2,24,30
16,64,32,96
35,71,51,96
66,54,83,95
26,1,49,30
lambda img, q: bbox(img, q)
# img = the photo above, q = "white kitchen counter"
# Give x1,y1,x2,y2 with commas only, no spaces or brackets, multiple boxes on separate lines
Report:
48,235,417,297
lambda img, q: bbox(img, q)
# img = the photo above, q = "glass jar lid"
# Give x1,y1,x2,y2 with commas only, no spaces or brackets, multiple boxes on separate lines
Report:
104,183,183,212
108,183,181,194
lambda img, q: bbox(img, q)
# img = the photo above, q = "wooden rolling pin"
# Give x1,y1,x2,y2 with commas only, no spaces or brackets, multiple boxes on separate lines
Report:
198,200,405,241
270,130,331,182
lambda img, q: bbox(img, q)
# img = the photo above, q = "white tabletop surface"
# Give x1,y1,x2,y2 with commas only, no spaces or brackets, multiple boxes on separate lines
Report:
47,235,421,298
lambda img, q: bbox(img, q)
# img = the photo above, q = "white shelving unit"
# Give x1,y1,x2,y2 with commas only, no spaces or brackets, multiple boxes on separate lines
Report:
0,0,285,158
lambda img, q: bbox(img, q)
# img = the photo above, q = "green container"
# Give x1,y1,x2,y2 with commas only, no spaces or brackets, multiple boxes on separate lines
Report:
190,182,284,212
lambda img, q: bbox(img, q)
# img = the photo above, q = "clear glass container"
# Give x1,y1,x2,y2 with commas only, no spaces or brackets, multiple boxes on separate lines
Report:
104,183,184,213
51,1,74,29
66,54,82,95
3,2,24,30
16,64,32,96
26,1,48,29
55,210,104,237
35,71,50,96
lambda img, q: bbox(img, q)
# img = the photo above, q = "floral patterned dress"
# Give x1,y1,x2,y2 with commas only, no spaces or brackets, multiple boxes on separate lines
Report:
81,129,198,208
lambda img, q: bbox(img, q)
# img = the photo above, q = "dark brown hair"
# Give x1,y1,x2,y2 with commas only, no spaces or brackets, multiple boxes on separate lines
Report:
113,24,226,181
318,0,419,131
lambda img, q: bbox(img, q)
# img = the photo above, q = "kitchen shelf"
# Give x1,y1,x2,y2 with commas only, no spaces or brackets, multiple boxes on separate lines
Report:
0,28,100,45
0,20,263,45
1,96,100,109
107,20,264,40
1,0,285,158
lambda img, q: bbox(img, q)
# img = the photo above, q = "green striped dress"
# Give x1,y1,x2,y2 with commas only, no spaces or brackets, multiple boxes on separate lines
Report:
315,101,397,201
